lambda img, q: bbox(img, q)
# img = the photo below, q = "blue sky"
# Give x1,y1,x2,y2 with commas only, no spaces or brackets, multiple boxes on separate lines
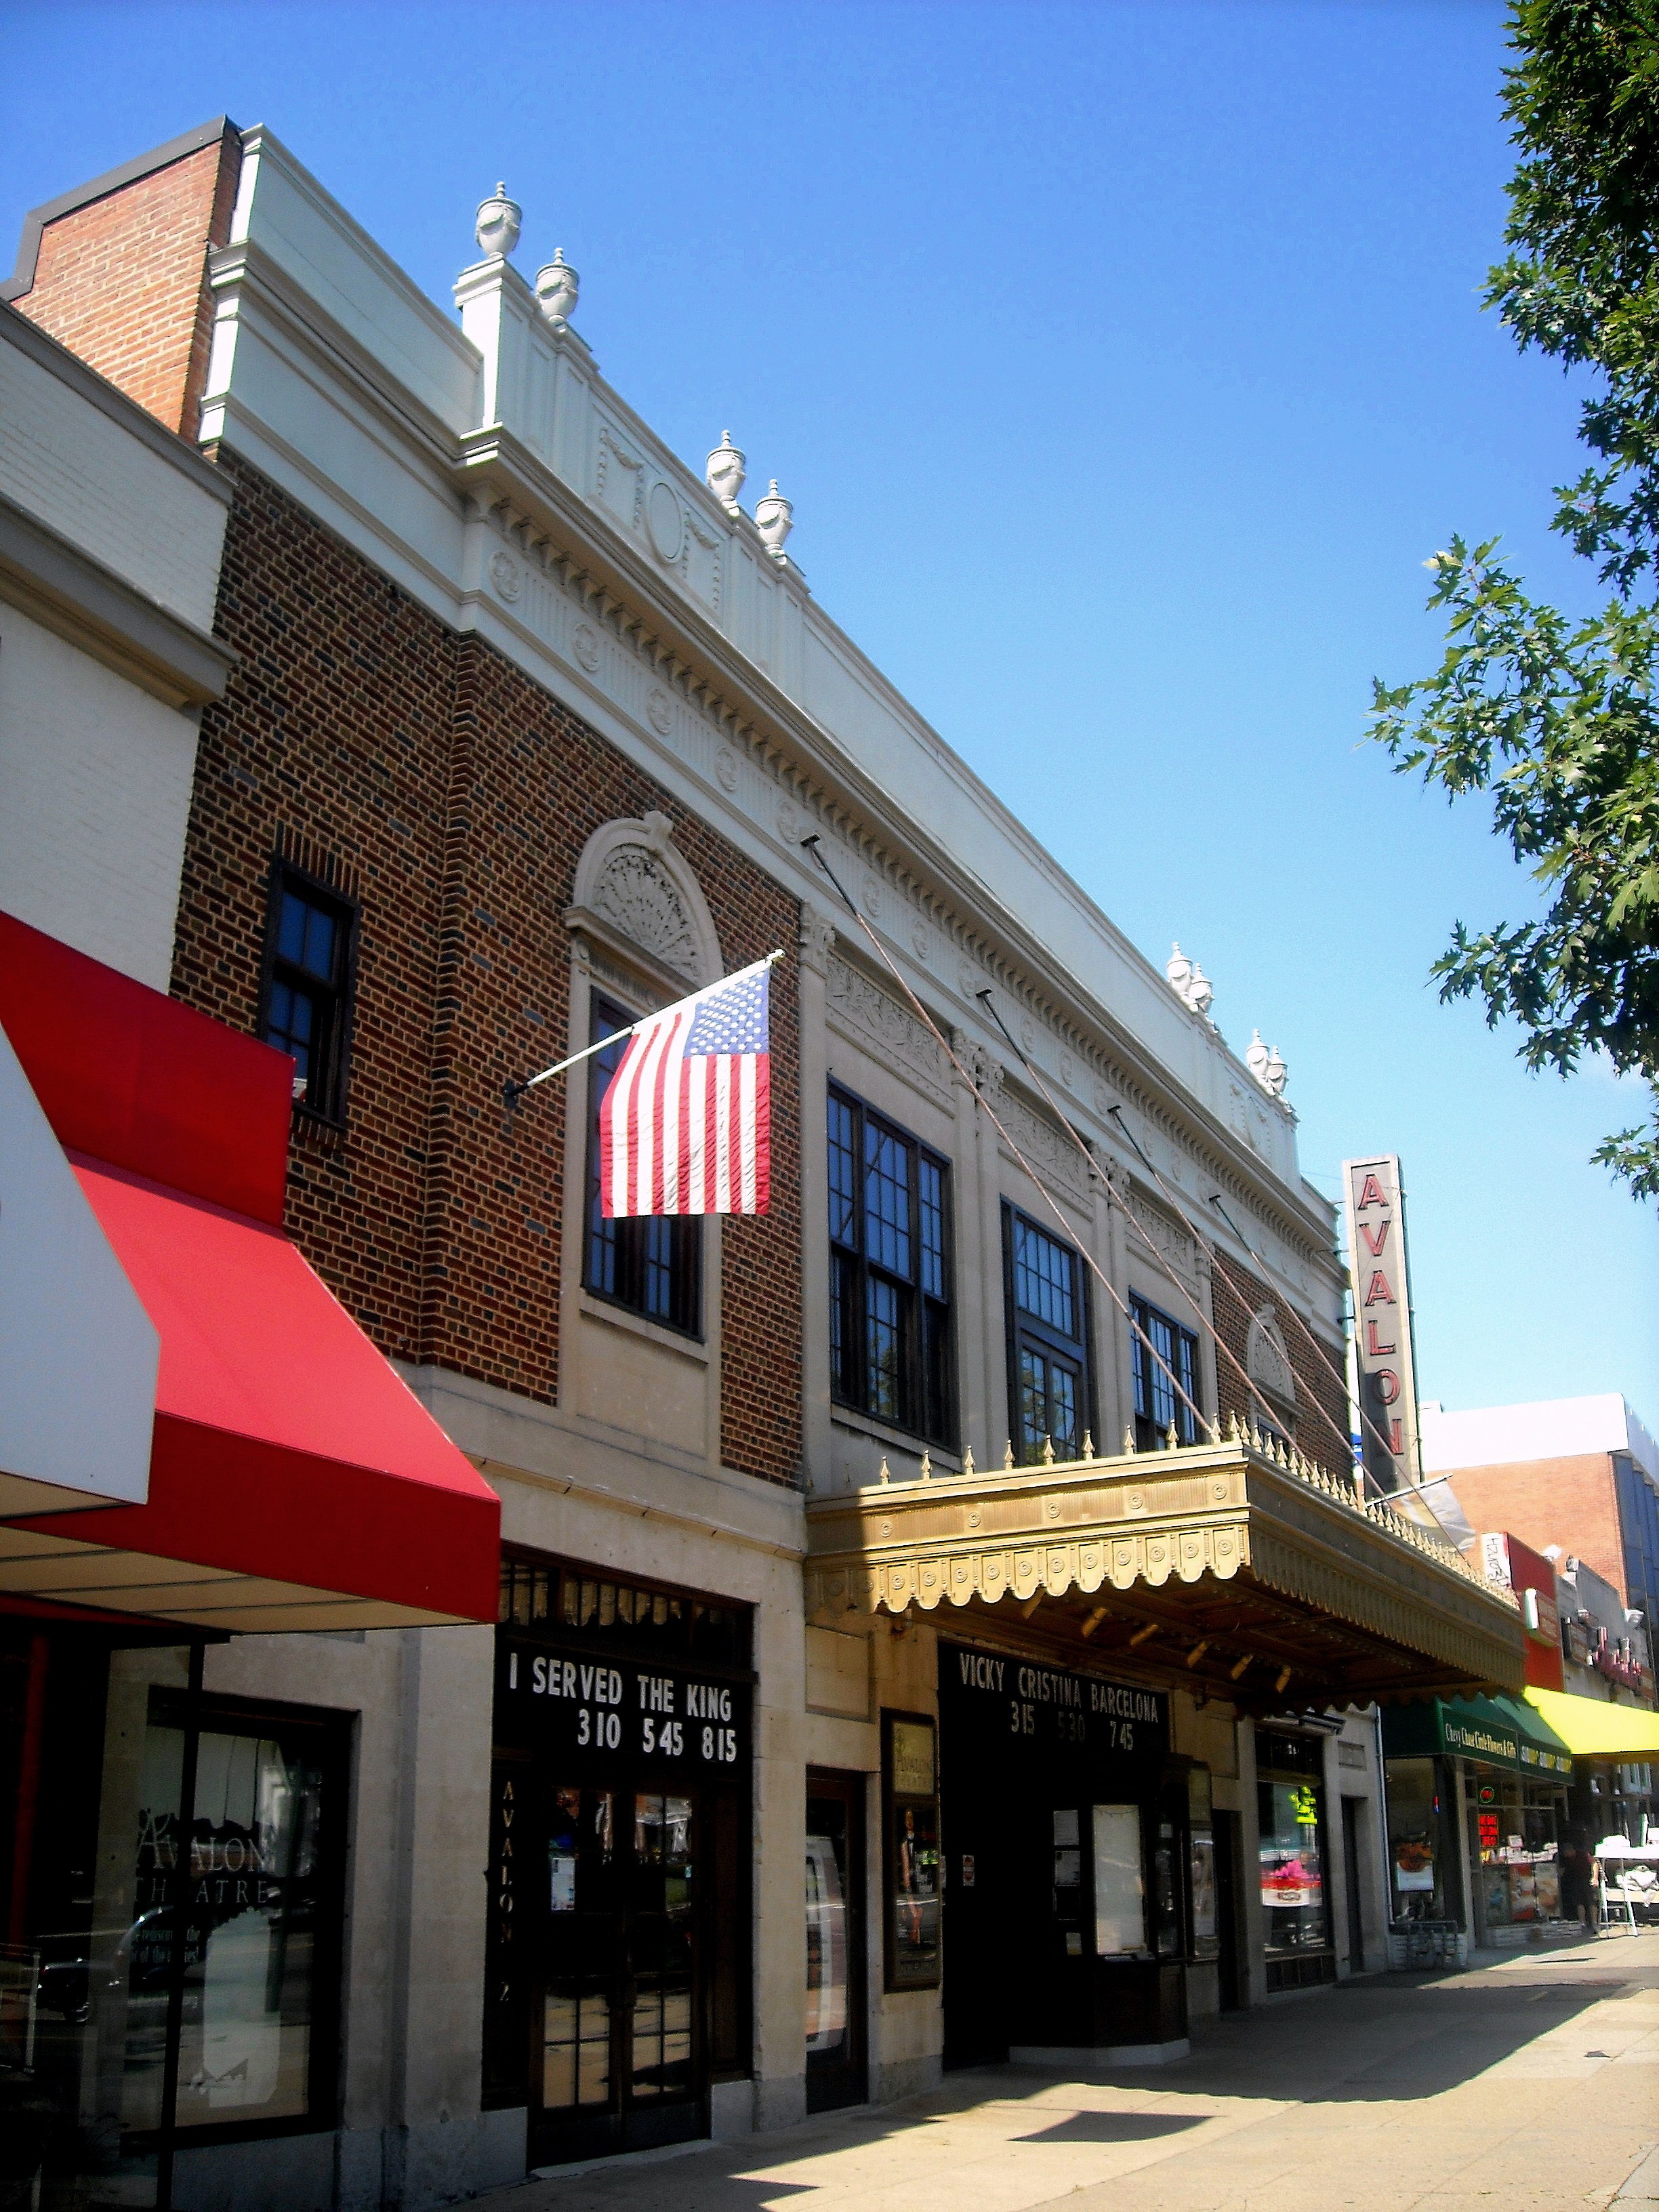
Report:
5,0,1654,1418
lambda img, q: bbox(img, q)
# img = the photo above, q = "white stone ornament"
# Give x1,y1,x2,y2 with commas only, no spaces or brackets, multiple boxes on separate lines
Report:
754,478,793,561
475,184,521,260
1246,1030,1288,1097
535,247,579,327
706,430,746,513
1166,942,1215,1022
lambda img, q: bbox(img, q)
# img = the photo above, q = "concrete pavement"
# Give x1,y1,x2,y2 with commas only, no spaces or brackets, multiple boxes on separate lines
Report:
472,1931,1659,2212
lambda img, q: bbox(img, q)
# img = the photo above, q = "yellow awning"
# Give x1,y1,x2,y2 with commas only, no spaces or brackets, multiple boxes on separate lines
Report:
1524,1687,1659,1758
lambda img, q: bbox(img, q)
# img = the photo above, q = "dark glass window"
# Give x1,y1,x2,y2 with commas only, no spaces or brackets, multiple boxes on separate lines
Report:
1130,1293,1200,1450
259,866,356,1121
1004,1206,1092,1463
828,1087,953,1447
497,1553,750,1671
584,994,700,1336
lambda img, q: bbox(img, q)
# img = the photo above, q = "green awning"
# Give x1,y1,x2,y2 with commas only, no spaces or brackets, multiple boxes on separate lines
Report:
1381,1693,1574,1779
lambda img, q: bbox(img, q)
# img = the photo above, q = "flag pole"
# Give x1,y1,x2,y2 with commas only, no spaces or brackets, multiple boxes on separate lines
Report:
502,948,784,1110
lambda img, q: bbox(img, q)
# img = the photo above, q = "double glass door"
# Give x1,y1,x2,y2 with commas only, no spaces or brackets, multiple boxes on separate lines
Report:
531,1781,701,2165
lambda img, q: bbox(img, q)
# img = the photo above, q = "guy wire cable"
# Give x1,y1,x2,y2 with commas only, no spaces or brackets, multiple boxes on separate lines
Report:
969,986,1314,1462
1088,1058,1462,1542
1206,1190,1401,1499
800,836,1212,1449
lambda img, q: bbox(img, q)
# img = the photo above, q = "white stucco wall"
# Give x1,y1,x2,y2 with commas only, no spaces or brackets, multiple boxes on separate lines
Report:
0,323,228,632
0,602,201,987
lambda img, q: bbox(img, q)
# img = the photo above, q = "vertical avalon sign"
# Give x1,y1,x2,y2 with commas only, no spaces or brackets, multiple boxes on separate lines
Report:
1342,1153,1421,1496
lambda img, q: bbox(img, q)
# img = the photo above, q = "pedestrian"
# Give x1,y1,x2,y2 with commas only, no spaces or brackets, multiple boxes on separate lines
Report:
1558,1832,1599,1936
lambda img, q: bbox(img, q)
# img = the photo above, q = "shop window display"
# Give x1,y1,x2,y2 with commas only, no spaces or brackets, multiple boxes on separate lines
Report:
882,1715,940,1990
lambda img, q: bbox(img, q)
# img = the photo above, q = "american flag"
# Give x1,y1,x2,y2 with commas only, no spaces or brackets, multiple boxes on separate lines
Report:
597,957,773,1216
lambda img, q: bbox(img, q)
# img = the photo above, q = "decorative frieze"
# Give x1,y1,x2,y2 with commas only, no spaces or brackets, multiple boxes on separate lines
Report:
825,953,951,1109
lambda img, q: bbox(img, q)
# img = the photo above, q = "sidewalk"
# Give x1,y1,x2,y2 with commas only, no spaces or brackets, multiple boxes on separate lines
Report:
469,1931,1659,2212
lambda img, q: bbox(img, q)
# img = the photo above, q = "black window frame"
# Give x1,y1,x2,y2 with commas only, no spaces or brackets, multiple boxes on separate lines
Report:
1129,1292,1201,1451
1002,1201,1096,1465
583,989,702,1339
258,859,359,1126
827,1084,955,1449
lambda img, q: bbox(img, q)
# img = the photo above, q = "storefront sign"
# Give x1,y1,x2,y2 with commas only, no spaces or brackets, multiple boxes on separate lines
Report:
1479,1532,1564,1692
1342,1154,1422,1494
939,1643,1168,1762
501,1641,748,1769
1382,1694,1572,1779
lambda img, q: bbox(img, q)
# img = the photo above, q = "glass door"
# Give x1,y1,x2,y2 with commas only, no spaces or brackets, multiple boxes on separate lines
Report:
531,1783,703,2165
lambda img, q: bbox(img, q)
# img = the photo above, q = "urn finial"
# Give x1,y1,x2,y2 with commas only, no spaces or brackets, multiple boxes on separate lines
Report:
706,430,746,513
754,478,793,561
535,247,580,327
475,183,521,260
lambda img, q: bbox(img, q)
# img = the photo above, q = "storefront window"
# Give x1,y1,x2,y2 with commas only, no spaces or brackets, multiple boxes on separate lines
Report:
1,1634,345,2211
1465,1768,1568,1930
883,1715,939,1990
1256,1731,1331,1984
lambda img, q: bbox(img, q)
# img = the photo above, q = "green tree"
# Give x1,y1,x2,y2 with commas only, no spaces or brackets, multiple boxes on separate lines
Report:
1370,0,1659,1198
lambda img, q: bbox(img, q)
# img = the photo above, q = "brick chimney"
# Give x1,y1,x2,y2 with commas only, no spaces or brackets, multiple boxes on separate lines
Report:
2,117,242,443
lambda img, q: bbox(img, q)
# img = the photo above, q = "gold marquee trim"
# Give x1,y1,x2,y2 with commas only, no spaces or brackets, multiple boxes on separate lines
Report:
806,1433,1523,1693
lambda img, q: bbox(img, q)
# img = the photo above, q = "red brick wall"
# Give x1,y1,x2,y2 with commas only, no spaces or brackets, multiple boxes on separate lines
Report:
12,129,239,439
172,452,802,1486
1444,1454,1624,1602
1210,1257,1351,1474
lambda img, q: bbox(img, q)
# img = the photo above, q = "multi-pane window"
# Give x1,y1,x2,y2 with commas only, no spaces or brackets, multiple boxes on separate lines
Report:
1004,1206,1092,1463
585,994,700,1336
260,866,356,1120
827,1087,953,1446
1130,1293,1200,1450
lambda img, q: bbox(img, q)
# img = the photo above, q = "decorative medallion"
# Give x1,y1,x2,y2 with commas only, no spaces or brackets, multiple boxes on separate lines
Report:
911,919,930,961
647,480,684,565
647,687,674,736
777,798,800,844
715,748,739,792
489,548,521,602
573,623,600,672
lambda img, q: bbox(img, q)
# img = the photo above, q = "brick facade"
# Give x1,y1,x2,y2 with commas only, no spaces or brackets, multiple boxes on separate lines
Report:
1210,1255,1351,1473
10,127,240,441
172,451,802,1486
1444,1453,1626,1601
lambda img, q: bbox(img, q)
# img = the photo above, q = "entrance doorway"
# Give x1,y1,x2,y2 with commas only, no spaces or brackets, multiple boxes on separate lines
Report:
937,1643,1181,2067
522,1778,703,2165
805,1771,867,2112
486,1555,754,2170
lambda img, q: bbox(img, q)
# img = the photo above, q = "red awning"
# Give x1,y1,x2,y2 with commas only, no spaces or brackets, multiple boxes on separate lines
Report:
2,1155,499,1628
0,910,499,1629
